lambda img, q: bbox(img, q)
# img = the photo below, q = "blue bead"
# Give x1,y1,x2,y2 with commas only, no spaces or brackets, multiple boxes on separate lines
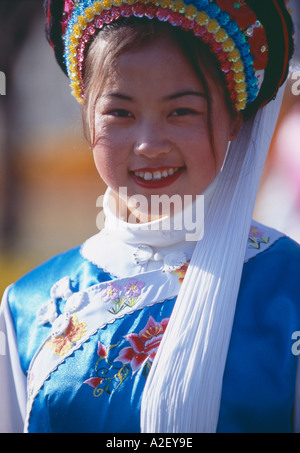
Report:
205,3,220,18
225,20,239,35
217,11,230,26
244,54,254,66
194,0,209,9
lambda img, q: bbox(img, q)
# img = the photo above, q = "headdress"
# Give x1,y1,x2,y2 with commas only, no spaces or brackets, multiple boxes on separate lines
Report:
46,0,294,117
45,0,299,433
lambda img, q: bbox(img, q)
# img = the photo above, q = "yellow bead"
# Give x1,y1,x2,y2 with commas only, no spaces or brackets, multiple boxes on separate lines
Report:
70,64,78,75
214,28,228,43
93,1,103,13
237,92,247,102
78,16,88,28
85,7,95,21
233,72,246,83
195,11,209,25
69,44,78,56
222,38,235,52
232,60,244,73
161,0,173,8
228,49,240,62
173,0,186,13
69,55,78,66
71,80,80,89
103,0,113,8
185,4,197,19
236,82,246,93
72,24,83,38
70,35,79,46
236,99,247,110
206,19,220,34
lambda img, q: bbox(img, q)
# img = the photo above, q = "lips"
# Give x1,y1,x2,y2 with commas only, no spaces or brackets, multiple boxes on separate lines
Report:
130,166,185,189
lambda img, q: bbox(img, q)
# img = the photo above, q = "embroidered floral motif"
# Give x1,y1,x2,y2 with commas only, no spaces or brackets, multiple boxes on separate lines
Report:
100,279,145,314
84,316,169,397
248,225,270,249
115,316,169,374
45,314,87,356
172,262,189,284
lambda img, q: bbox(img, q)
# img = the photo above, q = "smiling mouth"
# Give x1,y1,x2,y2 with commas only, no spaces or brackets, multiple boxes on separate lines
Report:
132,167,183,181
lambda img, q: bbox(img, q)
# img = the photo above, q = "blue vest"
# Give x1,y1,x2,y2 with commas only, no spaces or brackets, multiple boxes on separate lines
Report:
7,235,300,433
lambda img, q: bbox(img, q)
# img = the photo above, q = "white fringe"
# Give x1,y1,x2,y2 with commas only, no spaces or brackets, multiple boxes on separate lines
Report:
140,85,286,433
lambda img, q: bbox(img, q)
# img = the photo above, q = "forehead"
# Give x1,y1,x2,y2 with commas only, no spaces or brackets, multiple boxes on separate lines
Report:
102,35,206,95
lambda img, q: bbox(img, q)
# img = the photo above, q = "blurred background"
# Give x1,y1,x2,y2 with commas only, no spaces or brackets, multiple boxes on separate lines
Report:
0,0,299,299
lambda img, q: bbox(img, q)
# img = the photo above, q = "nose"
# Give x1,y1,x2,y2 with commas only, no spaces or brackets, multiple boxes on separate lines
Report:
133,121,172,158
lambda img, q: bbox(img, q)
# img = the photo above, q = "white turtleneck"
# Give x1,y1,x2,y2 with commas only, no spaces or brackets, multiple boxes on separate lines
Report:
80,187,206,277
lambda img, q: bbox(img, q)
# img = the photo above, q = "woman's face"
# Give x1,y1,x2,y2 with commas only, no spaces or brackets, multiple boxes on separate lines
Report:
91,33,241,221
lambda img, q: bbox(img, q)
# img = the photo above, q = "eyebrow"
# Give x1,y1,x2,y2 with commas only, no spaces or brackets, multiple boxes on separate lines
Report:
102,92,134,101
164,90,207,101
102,90,207,102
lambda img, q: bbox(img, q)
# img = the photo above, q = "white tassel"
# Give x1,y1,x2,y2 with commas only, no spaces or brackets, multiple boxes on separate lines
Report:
141,86,286,433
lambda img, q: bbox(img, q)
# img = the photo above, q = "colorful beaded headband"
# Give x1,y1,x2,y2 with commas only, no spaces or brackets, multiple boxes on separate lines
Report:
47,0,293,113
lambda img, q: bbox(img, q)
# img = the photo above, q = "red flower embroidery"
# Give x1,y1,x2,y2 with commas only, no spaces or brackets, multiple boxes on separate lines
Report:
97,341,108,358
115,316,169,373
84,377,104,389
172,263,189,284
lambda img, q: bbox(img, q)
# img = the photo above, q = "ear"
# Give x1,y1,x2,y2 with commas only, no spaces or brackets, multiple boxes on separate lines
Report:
229,112,243,141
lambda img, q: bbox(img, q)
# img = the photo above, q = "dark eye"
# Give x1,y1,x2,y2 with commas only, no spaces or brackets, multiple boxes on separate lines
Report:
171,108,198,117
107,109,133,118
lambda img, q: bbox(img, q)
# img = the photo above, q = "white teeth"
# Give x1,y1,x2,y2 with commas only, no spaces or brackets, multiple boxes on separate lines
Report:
144,172,153,181
153,171,162,180
134,168,180,181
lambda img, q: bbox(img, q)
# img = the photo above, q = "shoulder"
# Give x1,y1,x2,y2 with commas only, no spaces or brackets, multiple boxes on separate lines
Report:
244,219,300,265
242,220,300,296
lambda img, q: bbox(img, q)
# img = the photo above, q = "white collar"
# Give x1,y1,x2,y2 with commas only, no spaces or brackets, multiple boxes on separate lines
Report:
80,187,284,278
80,186,216,277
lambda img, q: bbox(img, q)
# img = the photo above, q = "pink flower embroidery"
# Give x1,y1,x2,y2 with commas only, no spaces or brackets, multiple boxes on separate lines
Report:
84,377,104,389
100,282,121,302
97,341,108,358
123,279,145,298
248,224,270,249
115,316,169,373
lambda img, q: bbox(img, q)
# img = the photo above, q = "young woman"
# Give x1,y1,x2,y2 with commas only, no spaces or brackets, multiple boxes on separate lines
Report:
0,0,299,433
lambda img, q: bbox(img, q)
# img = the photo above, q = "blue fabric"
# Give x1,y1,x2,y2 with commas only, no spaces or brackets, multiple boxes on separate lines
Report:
7,237,300,433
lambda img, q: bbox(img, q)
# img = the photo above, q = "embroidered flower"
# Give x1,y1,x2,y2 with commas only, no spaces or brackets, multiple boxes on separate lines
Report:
248,224,270,249
115,316,169,374
100,282,121,302
84,316,169,397
103,279,146,314
123,279,145,298
97,340,108,358
45,314,87,356
84,377,104,389
172,263,189,284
